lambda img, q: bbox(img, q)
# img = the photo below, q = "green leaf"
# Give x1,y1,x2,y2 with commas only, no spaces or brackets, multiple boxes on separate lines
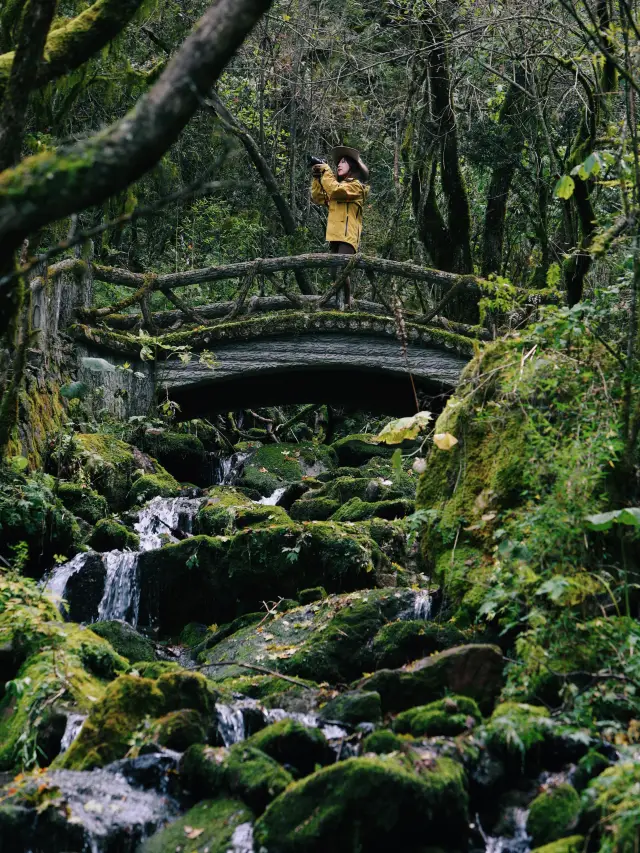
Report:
585,508,640,530
583,152,601,177
554,175,575,200
546,263,561,287
391,448,403,478
377,411,432,445
8,456,28,473
616,507,640,527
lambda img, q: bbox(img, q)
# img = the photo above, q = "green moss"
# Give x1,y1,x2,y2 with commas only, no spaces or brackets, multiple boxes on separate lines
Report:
246,719,334,777
58,670,214,769
330,496,414,522
530,836,584,853
75,433,137,509
290,496,340,521
298,586,328,604
527,785,581,847
587,761,640,853
181,743,293,814
87,518,139,551
90,620,155,663
154,709,206,751
372,620,469,669
320,690,382,724
139,431,205,484
482,702,554,764
128,470,180,506
196,487,253,535
179,622,209,648
361,729,407,754
393,696,480,737
139,798,253,853
254,755,468,851
132,660,180,678
331,434,394,466
57,482,108,525
239,442,336,496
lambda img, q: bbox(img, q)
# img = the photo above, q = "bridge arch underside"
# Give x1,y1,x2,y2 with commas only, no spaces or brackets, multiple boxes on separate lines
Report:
158,334,469,418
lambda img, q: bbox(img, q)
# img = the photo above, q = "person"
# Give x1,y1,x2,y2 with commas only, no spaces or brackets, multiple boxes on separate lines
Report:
310,146,369,309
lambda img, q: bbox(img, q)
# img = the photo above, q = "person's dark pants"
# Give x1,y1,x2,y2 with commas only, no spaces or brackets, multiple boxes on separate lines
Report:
330,241,355,309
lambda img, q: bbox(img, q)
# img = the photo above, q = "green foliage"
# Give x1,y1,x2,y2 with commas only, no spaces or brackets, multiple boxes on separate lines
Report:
587,760,640,853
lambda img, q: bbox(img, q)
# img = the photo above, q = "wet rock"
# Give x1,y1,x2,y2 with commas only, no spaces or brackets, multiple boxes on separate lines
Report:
278,479,322,510
238,442,336,496
0,767,178,853
527,784,581,847
392,695,480,737
88,518,140,551
298,586,328,605
319,690,382,725
108,748,182,793
289,496,340,520
181,743,293,813
129,470,181,506
371,619,469,669
139,798,253,853
331,434,395,466
330,496,414,522
359,643,504,714
254,754,468,852
246,719,334,778
63,552,106,622
155,709,207,751
530,836,585,853
91,619,156,663
139,431,207,485
361,729,407,755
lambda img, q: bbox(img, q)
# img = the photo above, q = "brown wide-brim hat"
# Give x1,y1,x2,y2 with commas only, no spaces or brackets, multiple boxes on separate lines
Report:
332,146,369,182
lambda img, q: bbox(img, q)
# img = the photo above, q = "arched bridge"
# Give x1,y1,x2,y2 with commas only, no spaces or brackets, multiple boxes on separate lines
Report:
45,252,486,416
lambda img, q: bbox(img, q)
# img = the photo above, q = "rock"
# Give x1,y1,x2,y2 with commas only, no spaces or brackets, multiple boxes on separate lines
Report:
585,761,640,853
139,798,253,853
289,496,340,520
74,433,139,510
359,644,504,714
128,470,181,506
154,709,207,751
297,586,328,605
239,442,337,496
139,431,206,485
246,719,334,777
88,518,140,551
371,620,469,669
361,729,407,754
331,434,395,466
57,482,108,525
278,479,323,510
181,743,293,814
531,837,585,853
63,553,106,622
91,620,156,663
58,671,215,770
319,690,382,725
392,696,481,737
527,784,581,847
196,486,253,535
0,767,179,853
330,496,414,522
254,755,468,852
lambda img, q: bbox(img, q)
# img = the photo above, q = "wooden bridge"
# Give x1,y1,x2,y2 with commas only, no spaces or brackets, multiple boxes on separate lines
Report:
36,252,487,416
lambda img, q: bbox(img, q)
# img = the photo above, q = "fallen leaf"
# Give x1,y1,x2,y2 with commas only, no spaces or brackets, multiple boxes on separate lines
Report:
434,432,458,451
184,826,204,839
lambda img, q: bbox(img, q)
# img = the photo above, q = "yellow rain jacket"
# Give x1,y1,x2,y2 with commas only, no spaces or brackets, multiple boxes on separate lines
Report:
311,164,369,251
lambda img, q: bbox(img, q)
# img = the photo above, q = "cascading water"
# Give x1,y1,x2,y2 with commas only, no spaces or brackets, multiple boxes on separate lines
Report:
210,451,248,485
60,713,87,753
479,807,531,853
257,486,287,506
216,702,248,746
45,553,94,604
413,589,433,620
98,550,141,625
227,823,254,853
134,495,203,551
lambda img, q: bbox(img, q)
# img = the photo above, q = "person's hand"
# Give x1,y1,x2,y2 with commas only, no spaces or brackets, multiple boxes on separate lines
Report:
312,163,325,176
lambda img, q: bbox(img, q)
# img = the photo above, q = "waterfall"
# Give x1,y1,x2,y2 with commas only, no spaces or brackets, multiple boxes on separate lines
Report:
44,553,94,604
98,551,141,626
209,451,248,485
413,590,433,620
480,807,531,853
60,713,87,753
215,703,246,746
134,496,203,551
256,486,287,506
227,823,254,853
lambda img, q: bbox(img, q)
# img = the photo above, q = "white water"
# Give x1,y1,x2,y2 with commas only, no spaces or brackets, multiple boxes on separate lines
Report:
413,589,433,620
227,822,254,853
481,807,531,853
256,486,287,506
216,702,247,746
212,452,248,485
134,496,203,551
98,551,141,626
45,553,94,603
60,713,87,753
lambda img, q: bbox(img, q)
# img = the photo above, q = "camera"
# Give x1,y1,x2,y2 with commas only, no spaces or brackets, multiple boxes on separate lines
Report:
307,154,326,167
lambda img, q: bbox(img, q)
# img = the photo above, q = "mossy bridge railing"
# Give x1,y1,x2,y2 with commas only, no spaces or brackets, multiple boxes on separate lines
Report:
37,253,491,416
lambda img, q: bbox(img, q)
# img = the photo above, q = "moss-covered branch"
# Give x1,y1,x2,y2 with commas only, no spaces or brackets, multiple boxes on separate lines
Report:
0,0,145,91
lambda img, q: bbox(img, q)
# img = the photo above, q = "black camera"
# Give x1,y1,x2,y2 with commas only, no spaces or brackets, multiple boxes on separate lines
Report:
307,154,326,167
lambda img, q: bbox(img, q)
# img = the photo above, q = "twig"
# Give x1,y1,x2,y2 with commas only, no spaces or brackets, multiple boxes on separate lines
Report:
194,660,314,689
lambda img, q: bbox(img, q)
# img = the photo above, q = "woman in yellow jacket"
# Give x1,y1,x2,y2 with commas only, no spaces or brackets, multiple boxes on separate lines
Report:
311,146,369,309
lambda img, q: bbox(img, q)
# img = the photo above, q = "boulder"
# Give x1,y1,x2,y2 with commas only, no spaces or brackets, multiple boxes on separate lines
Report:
138,431,206,485
359,644,504,714
392,695,481,737
246,719,334,777
254,755,468,852
87,519,139,552
154,709,207,751
90,620,155,663
63,553,106,622
139,798,252,853
331,434,395,466
239,442,336,496
57,482,108,525
319,690,382,725
527,784,581,847
371,620,469,670
361,729,407,755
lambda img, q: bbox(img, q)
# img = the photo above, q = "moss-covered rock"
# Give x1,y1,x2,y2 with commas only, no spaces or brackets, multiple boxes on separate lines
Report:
239,442,336,496
359,644,503,714
371,620,470,669
361,729,407,755
139,430,206,485
87,518,139,551
586,760,640,853
246,719,334,777
57,482,108,525
139,798,253,853
297,586,328,604
254,755,468,851
320,690,382,725
530,836,585,853
154,708,207,751
527,784,581,847
196,486,254,535
90,620,155,663
63,553,106,623
199,589,426,685
393,696,480,737
289,496,340,521
181,743,293,814
57,670,215,770
128,470,181,506
74,433,138,510
0,574,129,771
331,434,395,466
330,496,414,522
